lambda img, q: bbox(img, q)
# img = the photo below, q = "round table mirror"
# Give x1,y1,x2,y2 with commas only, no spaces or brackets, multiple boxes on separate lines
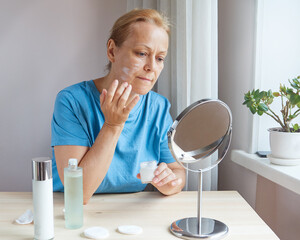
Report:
168,99,232,240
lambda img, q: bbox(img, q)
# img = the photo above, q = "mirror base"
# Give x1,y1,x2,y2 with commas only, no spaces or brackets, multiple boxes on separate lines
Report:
170,217,228,239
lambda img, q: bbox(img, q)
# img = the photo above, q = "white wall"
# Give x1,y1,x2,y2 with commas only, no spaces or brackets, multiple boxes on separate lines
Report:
0,0,127,191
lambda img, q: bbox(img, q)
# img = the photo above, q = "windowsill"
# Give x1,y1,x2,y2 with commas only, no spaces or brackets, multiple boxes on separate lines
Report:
231,150,300,195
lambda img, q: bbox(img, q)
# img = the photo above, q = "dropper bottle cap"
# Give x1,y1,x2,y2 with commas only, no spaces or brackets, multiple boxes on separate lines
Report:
68,158,78,169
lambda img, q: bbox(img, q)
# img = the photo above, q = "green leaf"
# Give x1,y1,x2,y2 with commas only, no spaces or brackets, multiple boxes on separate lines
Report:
257,110,264,116
242,100,249,105
286,88,294,95
267,97,274,105
244,91,251,100
273,92,280,97
290,94,300,105
293,123,299,131
258,91,265,99
291,82,299,90
290,78,300,90
257,103,268,112
280,84,287,93
267,90,272,97
250,106,256,114
254,89,260,99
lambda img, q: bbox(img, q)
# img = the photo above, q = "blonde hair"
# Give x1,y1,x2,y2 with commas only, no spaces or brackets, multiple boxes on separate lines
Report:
106,8,170,71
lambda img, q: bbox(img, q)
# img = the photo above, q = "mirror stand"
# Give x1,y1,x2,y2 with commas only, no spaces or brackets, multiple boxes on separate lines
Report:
168,99,232,240
170,170,228,239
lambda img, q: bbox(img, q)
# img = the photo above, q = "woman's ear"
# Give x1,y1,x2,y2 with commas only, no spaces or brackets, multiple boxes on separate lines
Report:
107,39,117,64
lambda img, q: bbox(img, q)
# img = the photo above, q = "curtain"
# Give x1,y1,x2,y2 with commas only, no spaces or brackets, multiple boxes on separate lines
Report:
127,0,218,191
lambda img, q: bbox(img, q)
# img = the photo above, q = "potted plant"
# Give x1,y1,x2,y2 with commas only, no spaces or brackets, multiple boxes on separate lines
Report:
243,76,300,163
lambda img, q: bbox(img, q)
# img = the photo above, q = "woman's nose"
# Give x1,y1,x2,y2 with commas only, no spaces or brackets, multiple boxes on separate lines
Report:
144,57,156,72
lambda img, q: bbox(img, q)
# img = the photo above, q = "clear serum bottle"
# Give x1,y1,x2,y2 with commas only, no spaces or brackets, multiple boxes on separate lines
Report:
64,158,83,229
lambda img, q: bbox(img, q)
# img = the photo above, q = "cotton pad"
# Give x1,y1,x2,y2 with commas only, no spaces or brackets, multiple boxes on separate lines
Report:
15,209,33,224
117,225,143,235
84,226,109,239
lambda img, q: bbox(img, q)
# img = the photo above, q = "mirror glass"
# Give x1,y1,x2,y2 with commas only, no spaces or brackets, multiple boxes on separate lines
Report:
168,99,232,172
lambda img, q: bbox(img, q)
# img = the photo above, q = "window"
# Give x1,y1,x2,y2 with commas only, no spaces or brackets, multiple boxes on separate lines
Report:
252,0,300,152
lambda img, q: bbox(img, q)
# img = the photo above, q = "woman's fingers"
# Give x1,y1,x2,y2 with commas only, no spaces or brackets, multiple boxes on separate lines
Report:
152,163,180,187
156,172,176,187
100,89,107,106
152,167,172,184
106,79,119,103
100,80,140,126
117,84,131,108
123,93,140,114
170,178,182,187
153,162,168,177
114,82,128,105
106,81,134,110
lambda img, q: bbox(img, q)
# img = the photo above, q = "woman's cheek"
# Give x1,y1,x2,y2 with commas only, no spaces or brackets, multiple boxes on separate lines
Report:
120,61,142,80
119,66,137,82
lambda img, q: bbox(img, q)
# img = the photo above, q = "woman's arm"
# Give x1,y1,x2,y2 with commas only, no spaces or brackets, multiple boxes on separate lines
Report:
54,80,139,205
54,123,123,205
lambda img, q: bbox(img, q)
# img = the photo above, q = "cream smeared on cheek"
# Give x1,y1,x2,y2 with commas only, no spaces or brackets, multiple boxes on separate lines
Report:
120,67,130,81
131,63,141,73
122,67,130,75
120,63,140,81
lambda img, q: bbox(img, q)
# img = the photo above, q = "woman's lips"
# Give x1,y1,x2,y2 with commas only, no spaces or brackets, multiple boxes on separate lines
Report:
137,76,152,82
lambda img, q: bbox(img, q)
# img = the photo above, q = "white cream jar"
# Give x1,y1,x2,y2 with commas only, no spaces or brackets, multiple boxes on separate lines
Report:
140,161,157,183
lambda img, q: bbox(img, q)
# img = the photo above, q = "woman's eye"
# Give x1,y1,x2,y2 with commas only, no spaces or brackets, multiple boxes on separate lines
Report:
157,57,165,62
137,52,147,57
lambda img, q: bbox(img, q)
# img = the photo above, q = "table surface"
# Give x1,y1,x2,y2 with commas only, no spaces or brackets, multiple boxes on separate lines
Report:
0,191,279,240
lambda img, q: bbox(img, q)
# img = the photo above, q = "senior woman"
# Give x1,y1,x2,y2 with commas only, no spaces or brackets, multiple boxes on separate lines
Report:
51,8,185,204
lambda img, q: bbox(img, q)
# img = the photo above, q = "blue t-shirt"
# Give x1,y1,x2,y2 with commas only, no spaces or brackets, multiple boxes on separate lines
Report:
51,80,175,193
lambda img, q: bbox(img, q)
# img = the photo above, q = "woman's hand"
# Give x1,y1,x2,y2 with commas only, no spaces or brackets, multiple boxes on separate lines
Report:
152,162,183,188
137,162,185,195
100,80,139,127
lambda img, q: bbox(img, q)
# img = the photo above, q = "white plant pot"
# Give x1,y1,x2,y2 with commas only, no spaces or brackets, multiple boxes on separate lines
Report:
268,127,300,159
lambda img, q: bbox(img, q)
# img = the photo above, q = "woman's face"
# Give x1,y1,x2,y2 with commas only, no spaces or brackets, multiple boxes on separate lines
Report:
110,21,169,95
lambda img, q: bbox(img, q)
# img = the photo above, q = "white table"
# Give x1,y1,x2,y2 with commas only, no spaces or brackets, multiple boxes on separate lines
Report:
0,191,279,239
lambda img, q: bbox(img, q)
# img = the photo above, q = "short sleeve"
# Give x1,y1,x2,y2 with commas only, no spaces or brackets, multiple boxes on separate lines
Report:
159,100,176,164
51,91,90,147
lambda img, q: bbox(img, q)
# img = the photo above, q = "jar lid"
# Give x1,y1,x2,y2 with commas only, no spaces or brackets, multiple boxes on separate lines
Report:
32,157,52,181
140,160,157,168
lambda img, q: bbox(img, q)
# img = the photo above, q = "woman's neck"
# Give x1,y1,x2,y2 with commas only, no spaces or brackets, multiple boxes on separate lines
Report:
93,73,113,94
